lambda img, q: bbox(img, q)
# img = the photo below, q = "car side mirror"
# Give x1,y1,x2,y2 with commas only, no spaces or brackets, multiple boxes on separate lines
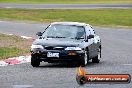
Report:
88,35,94,39
36,32,42,36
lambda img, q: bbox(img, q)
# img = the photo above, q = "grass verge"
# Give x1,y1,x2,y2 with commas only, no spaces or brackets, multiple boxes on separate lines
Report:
0,33,32,60
0,0,132,4
0,8,132,27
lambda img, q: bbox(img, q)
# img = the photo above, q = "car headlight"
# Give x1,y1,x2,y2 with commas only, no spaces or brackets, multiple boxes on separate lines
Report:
65,47,82,50
31,45,44,49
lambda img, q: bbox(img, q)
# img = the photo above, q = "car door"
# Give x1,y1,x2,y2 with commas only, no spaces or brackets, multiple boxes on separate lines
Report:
89,26,99,57
84,25,94,58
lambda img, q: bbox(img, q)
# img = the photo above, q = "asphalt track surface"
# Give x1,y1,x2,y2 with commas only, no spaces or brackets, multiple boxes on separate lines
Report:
0,21,132,88
0,4,132,9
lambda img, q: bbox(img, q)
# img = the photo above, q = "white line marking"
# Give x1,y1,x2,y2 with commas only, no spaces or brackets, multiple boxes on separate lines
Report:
8,34,13,35
0,21,4,22
2,33,14,36
5,7,12,8
21,36,32,39
13,85,33,88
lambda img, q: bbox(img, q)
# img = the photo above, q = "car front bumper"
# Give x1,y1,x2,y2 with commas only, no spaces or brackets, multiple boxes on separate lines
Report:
31,49,85,63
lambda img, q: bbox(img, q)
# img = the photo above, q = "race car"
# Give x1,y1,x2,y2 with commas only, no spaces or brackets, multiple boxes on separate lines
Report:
30,22,101,67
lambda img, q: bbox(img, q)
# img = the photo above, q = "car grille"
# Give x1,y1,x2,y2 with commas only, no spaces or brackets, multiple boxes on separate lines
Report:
44,46,65,50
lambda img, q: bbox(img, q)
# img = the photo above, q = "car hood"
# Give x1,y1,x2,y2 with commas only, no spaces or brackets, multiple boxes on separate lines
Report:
33,38,84,47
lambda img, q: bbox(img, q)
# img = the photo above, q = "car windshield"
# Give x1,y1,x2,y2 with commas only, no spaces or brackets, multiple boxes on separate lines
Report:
42,24,85,39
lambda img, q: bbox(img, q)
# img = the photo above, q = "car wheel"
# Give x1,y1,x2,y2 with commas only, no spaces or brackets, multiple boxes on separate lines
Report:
31,55,40,67
92,55,100,63
80,50,88,67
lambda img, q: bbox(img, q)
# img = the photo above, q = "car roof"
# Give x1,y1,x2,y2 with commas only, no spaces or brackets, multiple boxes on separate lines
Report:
51,22,90,26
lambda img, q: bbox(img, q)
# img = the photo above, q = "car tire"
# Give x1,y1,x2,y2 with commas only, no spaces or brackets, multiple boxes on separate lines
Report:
80,50,88,67
92,55,100,63
31,55,40,67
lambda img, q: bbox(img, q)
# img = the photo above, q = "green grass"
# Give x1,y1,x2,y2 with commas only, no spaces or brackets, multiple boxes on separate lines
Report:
0,33,32,60
0,47,22,59
0,0,132,4
0,8,132,27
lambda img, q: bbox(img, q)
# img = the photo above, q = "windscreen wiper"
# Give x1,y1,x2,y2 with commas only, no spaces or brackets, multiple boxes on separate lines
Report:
47,36,56,38
70,37,84,40
47,36,66,38
55,36,66,38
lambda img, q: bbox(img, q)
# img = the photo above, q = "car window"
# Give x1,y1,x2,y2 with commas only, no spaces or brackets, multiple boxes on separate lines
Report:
42,24,85,39
90,26,95,35
85,25,91,36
